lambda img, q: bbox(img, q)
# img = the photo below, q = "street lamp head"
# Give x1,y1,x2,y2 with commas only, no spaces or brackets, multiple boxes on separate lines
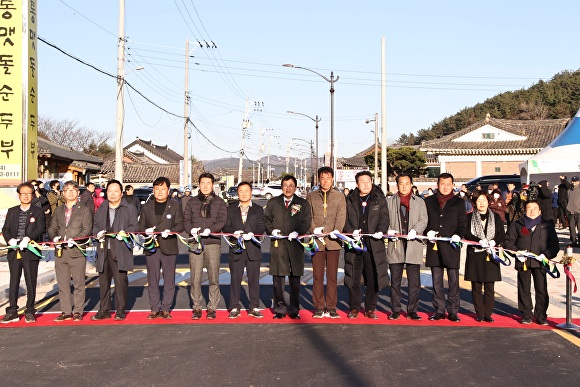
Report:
282,63,296,68
286,110,294,114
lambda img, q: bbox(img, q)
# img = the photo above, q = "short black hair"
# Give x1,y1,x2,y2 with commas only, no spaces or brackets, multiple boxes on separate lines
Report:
198,172,215,184
395,173,413,184
124,184,133,191
282,174,297,187
17,182,34,193
86,182,95,188
106,179,123,193
317,166,334,179
355,170,372,184
237,181,252,191
153,176,171,188
50,180,60,189
437,172,454,184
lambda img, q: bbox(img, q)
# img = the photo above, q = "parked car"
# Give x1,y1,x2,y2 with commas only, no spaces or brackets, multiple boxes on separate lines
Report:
133,187,153,204
226,186,239,203
259,184,283,199
464,174,522,193
252,186,261,197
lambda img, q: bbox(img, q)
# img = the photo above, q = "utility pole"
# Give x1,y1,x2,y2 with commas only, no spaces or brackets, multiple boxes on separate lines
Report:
238,98,250,184
381,37,387,193
183,38,190,188
114,0,126,183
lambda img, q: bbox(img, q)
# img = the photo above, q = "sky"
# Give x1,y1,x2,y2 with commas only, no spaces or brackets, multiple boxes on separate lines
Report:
38,1,580,163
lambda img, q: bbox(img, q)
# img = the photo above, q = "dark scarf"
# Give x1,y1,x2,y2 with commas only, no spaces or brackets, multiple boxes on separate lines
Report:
399,191,411,211
198,191,215,218
523,215,542,231
437,191,455,209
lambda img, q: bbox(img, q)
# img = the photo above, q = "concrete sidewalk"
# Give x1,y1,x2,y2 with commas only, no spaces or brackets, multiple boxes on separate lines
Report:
1,230,579,319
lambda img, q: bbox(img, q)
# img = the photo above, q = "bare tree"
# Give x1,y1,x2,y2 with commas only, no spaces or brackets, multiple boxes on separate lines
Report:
39,115,113,156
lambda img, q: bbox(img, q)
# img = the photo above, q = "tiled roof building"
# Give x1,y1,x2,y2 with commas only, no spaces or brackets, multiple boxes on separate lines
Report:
419,114,569,179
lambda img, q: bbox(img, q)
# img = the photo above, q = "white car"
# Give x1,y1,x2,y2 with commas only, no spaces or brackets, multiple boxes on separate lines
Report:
259,184,283,199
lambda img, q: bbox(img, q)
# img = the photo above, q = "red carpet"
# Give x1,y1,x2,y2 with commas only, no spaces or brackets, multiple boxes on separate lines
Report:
1,310,576,329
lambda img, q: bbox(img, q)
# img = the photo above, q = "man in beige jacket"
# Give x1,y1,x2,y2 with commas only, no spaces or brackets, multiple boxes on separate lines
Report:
306,167,346,318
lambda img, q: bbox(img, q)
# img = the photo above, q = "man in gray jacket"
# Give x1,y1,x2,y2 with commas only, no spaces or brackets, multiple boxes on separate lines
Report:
567,176,580,246
386,174,428,321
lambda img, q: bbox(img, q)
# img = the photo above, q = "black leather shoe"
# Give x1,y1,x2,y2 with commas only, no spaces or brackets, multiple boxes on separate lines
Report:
388,312,400,320
475,315,484,322
484,316,494,323
407,312,422,321
428,312,445,321
91,311,111,321
114,312,126,321
448,314,461,322
288,313,300,320
273,313,285,319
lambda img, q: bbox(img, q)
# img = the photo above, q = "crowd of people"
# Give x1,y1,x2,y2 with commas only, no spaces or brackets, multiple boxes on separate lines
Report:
1,169,571,326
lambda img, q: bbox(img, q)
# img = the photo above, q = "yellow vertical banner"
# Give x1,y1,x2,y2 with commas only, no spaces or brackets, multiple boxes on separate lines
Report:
26,0,38,180
0,0,23,186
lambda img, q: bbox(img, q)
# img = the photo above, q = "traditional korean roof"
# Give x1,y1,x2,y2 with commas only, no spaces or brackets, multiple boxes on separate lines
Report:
125,137,183,163
37,137,103,170
100,161,180,184
420,116,569,155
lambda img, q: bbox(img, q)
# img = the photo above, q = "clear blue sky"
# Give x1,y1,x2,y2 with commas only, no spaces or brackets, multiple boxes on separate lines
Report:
39,1,580,162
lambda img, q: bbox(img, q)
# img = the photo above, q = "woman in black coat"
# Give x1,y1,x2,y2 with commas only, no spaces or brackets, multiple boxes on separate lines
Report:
464,190,506,322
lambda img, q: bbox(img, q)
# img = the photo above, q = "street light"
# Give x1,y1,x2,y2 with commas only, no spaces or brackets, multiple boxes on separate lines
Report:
292,138,314,187
365,113,379,182
287,110,321,184
283,64,339,171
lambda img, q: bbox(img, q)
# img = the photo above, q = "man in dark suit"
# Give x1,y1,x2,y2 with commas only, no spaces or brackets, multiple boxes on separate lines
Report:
424,173,467,322
139,176,184,319
48,180,94,322
91,179,139,321
264,175,312,319
79,182,95,213
1,182,46,323
223,181,265,318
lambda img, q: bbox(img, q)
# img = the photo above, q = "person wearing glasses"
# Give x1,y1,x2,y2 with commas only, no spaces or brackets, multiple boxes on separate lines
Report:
1,182,46,323
48,181,94,322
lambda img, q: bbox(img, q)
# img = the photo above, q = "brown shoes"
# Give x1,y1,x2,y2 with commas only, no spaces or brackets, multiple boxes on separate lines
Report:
347,309,359,319
366,310,379,320
147,311,160,320
161,311,172,319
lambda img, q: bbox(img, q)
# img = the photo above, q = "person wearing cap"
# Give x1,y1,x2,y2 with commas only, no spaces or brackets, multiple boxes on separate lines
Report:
567,176,580,246
1,182,46,324
181,187,192,213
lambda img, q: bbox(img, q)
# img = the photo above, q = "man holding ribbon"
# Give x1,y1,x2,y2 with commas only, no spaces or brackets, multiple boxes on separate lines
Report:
184,172,227,320
1,182,46,323
92,179,138,321
223,181,265,318
343,171,389,320
139,177,184,320
386,173,427,321
264,174,312,319
504,200,559,325
424,173,467,322
306,167,346,318
48,181,93,322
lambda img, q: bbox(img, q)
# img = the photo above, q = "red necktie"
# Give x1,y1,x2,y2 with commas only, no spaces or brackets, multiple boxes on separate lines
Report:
285,200,290,209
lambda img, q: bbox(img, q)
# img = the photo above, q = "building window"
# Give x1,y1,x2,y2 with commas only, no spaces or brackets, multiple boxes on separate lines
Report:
495,167,501,172
482,133,495,139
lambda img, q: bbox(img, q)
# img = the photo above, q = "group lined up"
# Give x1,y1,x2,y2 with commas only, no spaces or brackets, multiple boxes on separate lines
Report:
1,169,563,325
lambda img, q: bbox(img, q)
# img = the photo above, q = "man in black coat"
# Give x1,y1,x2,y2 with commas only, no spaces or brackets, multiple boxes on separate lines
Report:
343,171,389,320
79,182,95,213
139,177,184,319
536,180,554,225
504,200,559,325
557,176,570,228
1,182,46,323
264,175,312,319
424,173,467,322
91,180,139,321
223,181,265,318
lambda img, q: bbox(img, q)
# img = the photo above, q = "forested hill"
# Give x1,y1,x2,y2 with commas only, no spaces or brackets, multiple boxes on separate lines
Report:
397,70,580,146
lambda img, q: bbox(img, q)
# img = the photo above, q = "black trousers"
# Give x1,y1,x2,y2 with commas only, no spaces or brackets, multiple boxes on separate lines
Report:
471,281,495,318
6,257,39,315
229,256,261,311
348,251,379,311
98,252,128,313
145,249,176,312
431,266,460,314
517,267,548,320
570,213,580,243
389,263,421,313
272,274,300,316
